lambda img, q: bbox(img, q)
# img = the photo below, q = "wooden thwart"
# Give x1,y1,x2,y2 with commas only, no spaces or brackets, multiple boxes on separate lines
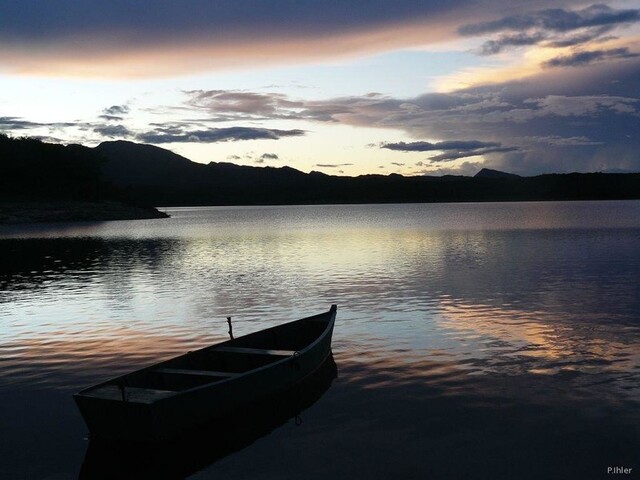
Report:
85,385,174,404
155,368,239,378
212,346,296,356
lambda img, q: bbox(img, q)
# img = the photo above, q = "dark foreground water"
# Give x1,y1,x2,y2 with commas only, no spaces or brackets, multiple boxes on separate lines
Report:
1,202,639,479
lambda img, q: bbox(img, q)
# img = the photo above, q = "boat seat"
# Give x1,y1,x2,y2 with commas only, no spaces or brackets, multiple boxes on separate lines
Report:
85,385,174,404
155,368,239,378
212,346,296,356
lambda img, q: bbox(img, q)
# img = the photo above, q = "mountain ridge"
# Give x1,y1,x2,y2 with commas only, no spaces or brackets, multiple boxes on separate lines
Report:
2,135,640,223
93,140,640,206
474,168,521,179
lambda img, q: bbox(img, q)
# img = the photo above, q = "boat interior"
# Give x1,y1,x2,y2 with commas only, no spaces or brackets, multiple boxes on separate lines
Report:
82,316,329,403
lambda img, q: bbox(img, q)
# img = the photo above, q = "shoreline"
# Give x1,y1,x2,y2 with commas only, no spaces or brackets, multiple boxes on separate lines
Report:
0,200,169,225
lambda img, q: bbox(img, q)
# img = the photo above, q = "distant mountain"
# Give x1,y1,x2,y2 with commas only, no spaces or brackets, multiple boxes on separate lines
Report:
3,136,640,220
474,168,521,179
1,134,105,201
95,140,315,205
94,140,640,206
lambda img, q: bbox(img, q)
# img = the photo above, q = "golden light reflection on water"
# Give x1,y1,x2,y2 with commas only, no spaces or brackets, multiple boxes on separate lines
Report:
0,327,220,389
436,300,640,386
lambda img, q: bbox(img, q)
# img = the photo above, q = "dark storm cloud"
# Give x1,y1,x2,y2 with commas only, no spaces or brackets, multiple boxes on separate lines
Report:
136,126,305,144
542,47,640,67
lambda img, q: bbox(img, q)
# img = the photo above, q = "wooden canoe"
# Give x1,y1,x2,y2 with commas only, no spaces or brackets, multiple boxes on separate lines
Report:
79,354,338,478
74,305,337,442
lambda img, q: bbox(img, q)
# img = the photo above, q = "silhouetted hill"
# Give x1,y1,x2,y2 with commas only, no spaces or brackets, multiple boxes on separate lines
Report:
1,134,106,201
95,140,640,206
474,168,521,179
0,135,167,223
3,135,639,221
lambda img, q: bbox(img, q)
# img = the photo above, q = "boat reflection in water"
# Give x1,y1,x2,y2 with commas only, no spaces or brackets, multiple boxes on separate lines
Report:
79,353,338,479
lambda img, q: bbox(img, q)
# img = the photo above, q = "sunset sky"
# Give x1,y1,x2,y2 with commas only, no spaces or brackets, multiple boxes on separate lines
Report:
1,0,639,176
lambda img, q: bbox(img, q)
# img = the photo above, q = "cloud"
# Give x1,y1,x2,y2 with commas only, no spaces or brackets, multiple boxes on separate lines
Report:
381,139,517,161
542,47,640,68
315,163,354,168
478,32,547,55
97,105,130,122
30,135,67,144
136,126,305,144
525,135,603,146
428,146,519,162
0,116,42,130
525,94,639,116
185,90,301,118
98,115,125,121
391,162,405,166
461,4,640,55
423,161,485,176
260,153,279,161
270,58,640,173
103,105,130,116
164,56,640,174
93,124,134,138
460,4,640,36
0,0,500,77
0,116,79,132
544,25,617,48
381,140,502,152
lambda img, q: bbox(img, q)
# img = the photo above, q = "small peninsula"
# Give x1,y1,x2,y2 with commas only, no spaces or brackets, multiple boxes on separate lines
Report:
0,135,168,225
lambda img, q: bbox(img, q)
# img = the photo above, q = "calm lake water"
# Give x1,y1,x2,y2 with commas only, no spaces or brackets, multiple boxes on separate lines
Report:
1,201,639,479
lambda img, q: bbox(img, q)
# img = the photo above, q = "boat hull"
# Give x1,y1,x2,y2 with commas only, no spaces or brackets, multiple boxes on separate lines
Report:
74,306,336,442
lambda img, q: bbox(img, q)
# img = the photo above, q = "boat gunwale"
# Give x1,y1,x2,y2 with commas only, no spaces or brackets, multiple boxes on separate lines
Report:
74,305,337,404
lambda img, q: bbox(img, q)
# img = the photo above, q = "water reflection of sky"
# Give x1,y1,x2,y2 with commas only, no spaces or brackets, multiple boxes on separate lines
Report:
1,202,639,478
